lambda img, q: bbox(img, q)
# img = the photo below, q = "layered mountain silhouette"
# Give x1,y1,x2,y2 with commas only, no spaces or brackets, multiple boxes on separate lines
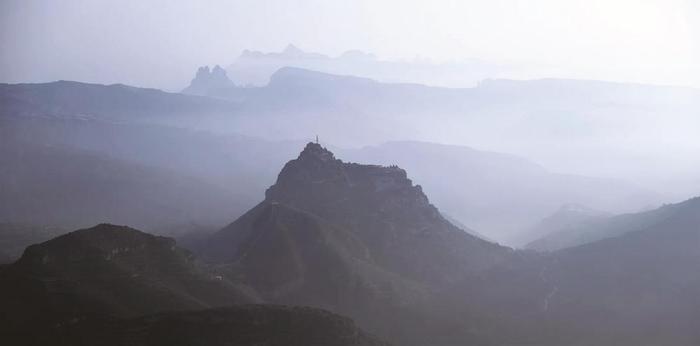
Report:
0,80,662,243
228,44,530,88
201,143,700,345
0,80,237,122
180,66,700,199
526,197,700,251
1,143,699,345
338,141,657,243
522,204,612,250
0,223,388,346
207,143,510,277
0,134,247,230
203,142,513,344
0,224,245,342
535,197,700,345
2,224,252,320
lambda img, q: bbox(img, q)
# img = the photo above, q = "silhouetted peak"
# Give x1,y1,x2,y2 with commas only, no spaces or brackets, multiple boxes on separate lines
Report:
265,142,427,212
282,43,304,56
183,65,234,95
298,142,336,162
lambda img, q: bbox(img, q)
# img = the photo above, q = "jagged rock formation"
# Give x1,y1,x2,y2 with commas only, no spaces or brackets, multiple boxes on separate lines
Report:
3,142,699,346
182,65,235,95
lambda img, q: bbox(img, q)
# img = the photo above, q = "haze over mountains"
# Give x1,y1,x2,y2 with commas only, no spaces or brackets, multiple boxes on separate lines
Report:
3,0,700,343
526,197,700,252
181,61,700,196
1,78,666,244
2,143,699,345
225,44,548,88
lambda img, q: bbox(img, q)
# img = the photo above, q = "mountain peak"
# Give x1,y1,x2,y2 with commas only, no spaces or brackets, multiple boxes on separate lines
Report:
283,43,304,56
182,65,234,95
298,141,336,162
212,142,509,295
263,143,448,234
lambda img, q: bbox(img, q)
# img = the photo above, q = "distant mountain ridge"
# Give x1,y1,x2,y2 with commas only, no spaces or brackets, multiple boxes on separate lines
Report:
0,80,237,122
173,65,700,200
202,143,700,345
527,197,700,251
182,65,235,96
0,79,669,242
228,44,546,87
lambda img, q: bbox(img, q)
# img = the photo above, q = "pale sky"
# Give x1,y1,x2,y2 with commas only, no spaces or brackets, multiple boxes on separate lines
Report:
1,0,698,89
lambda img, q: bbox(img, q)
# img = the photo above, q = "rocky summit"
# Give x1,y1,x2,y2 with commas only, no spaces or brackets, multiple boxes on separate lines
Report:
210,142,510,283
203,142,514,345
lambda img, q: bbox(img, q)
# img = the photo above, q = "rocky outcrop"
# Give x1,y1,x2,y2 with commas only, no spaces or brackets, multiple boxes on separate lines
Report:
182,65,234,95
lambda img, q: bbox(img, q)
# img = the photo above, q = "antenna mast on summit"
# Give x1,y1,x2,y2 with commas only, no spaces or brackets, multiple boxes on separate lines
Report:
315,135,319,144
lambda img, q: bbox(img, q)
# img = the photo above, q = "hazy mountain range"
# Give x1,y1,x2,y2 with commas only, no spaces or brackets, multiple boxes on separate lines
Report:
224,44,551,88
2,143,698,345
180,65,700,198
2,45,700,345
526,198,700,251
0,79,664,244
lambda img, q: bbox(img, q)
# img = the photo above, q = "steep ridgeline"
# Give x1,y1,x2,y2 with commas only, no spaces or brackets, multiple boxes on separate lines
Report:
205,142,514,345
